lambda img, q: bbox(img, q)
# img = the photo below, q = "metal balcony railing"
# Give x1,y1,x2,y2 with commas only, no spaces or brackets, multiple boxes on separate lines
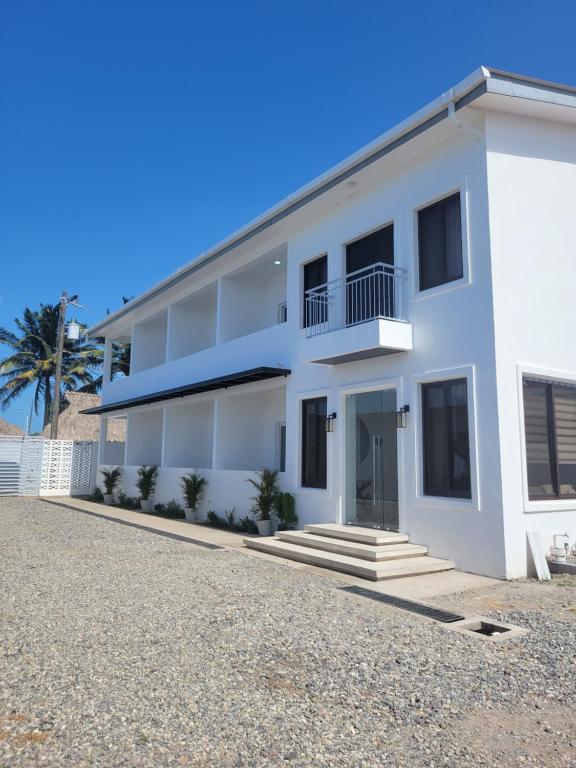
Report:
304,262,407,337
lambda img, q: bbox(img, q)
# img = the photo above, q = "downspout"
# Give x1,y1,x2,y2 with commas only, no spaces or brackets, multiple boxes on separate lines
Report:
442,87,484,139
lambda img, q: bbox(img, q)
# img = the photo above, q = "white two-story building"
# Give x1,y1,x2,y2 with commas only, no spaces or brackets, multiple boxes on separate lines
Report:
85,66,576,580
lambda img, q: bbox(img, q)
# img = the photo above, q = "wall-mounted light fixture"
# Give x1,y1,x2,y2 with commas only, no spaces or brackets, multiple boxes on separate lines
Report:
325,412,337,432
396,404,410,429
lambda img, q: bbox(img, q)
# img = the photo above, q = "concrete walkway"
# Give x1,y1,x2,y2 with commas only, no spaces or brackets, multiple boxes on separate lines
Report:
43,496,499,600
43,496,249,549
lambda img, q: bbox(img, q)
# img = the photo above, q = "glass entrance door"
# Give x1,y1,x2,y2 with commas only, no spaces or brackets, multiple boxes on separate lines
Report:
345,389,399,531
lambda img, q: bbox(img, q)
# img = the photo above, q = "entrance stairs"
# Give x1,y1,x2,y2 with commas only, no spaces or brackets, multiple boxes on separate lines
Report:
244,523,454,581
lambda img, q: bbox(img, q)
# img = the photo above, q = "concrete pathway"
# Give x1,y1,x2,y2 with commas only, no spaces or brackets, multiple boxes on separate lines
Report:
43,496,500,599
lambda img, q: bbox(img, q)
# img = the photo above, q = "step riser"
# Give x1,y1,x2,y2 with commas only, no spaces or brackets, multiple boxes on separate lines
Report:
245,538,454,581
277,532,427,561
304,524,409,546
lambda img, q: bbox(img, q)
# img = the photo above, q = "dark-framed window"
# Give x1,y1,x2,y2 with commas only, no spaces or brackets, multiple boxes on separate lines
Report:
303,254,328,328
301,397,327,488
523,377,576,500
346,224,395,324
418,192,463,291
422,378,471,499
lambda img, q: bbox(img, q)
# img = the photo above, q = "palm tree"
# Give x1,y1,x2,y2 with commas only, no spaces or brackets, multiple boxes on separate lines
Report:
0,303,103,428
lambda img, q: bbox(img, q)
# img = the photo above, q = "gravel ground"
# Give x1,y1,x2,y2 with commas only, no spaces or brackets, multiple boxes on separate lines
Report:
0,497,575,767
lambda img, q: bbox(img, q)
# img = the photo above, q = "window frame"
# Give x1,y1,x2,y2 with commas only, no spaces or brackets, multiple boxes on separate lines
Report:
411,366,479,512
421,377,472,500
522,376,576,501
410,185,471,302
301,254,328,330
417,191,464,293
301,396,328,489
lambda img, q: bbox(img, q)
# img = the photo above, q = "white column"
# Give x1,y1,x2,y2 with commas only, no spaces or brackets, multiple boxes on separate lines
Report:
160,407,169,467
215,278,223,345
103,337,113,383
98,417,107,464
211,397,221,469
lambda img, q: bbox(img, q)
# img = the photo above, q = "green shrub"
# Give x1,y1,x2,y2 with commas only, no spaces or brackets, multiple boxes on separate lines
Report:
152,499,185,519
274,492,298,529
137,465,158,500
90,486,104,502
247,467,279,521
101,467,121,495
236,515,258,534
116,491,139,510
180,473,207,513
205,509,258,534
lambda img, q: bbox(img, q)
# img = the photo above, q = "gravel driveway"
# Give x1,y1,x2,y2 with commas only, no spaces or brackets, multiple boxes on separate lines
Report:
0,497,575,767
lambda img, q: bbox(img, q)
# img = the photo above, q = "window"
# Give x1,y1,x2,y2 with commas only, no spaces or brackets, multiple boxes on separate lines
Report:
301,397,327,488
303,255,328,328
523,377,576,499
276,422,286,472
346,224,395,324
418,192,463,291
277,301,287,324
422,378,471,499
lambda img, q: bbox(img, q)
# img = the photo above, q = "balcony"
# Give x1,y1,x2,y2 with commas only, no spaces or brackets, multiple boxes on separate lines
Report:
303,263,413,364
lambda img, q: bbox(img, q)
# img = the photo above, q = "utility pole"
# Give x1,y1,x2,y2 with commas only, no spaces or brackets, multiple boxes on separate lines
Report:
50,291,68,440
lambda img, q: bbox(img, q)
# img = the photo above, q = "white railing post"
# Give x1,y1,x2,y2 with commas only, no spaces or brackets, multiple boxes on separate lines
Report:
304,263,407,337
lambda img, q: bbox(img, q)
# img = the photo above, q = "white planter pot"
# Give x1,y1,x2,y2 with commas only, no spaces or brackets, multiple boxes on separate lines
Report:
103,494,115,506
255,519,272,537
140,499,153,513
184,507,197,522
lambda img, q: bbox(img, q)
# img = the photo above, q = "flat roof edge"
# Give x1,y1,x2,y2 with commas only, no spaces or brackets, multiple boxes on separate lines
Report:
88,65,576,336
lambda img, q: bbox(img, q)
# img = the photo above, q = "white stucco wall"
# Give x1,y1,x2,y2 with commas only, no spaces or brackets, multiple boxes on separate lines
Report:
486,111,576,577
92,99,576,580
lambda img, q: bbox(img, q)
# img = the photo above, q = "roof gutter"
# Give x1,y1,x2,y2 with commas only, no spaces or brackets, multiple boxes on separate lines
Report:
89,67,492,336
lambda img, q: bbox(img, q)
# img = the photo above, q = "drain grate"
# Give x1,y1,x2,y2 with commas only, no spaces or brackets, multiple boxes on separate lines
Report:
339,585,465,623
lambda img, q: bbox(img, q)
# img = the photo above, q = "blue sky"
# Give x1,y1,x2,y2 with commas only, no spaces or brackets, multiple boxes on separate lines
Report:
1,0,576,430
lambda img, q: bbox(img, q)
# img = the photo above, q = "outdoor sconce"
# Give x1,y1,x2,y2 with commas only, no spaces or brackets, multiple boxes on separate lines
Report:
67,318,81,341
325,412,337,432
396,404,410,429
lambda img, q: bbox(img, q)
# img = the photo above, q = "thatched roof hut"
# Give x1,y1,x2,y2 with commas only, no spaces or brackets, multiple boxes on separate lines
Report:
41,392,125,442
0,418,23,436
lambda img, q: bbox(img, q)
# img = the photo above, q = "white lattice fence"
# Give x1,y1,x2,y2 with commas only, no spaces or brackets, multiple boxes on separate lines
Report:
0,436,98,497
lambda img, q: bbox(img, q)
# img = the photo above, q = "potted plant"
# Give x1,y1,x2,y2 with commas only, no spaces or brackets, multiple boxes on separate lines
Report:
137,465,158,512
180,473,207,522
247,467,278,536
101,467,121,505
274,491,298,531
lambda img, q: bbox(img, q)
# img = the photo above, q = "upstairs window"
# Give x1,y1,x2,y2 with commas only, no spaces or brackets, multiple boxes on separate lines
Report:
523,377,576,499
418,192,463,291
303,254,328,328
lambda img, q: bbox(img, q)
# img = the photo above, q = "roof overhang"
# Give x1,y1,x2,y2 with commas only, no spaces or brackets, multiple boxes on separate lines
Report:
88,65,576,337
81,366,291,416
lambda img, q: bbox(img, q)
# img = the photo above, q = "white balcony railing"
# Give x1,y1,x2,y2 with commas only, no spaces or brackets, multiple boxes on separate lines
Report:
304,262,407,337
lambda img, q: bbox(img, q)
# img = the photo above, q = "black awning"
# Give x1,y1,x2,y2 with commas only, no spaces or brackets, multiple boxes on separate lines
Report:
80,366,291,416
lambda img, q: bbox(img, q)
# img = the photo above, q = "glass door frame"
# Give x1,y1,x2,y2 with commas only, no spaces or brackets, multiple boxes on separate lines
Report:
337,378,404,532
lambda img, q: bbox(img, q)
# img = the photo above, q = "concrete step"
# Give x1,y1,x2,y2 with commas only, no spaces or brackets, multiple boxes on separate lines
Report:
277,530,428,561
304,523,409,546
244,537,454,581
